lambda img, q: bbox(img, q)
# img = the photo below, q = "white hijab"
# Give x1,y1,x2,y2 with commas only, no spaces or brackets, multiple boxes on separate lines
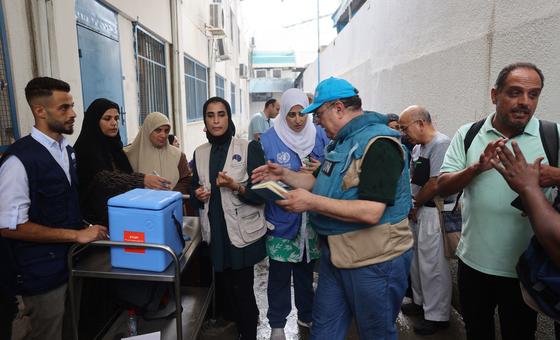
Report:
274,88,316,161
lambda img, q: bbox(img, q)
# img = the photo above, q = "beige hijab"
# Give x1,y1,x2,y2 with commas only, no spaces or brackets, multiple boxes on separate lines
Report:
125,112,181,187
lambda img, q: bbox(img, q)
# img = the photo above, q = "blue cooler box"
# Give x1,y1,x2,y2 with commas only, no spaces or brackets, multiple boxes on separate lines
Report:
108,189,184,271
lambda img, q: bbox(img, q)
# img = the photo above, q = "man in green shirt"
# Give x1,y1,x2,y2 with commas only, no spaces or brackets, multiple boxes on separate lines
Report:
438,62,560,340
248,99,279,141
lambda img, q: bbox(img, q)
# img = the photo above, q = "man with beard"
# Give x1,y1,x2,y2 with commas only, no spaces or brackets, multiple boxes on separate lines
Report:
0,77,108,340
437,63,560,340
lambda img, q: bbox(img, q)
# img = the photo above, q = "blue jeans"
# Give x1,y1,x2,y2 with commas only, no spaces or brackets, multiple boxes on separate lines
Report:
311,245,412,340
267,258,315,328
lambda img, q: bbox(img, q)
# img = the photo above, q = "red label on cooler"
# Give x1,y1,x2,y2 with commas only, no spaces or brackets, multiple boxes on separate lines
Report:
124,231,145,254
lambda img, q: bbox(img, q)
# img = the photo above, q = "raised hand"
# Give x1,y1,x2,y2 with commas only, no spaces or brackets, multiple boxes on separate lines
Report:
194,186,211,203
490,140,542,194
301,157,321,173
475,138,508,174
216,171,237,190
251,161,285,183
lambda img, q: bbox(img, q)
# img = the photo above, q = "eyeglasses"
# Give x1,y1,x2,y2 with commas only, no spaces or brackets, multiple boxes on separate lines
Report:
399,120,422,132
313,102,336,121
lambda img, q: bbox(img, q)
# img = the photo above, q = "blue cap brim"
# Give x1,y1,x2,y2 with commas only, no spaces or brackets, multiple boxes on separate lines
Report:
302,102,322,114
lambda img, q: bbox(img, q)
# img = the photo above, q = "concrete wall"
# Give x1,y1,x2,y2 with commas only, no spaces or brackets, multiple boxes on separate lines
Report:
302,0,560,137
105,0,172,42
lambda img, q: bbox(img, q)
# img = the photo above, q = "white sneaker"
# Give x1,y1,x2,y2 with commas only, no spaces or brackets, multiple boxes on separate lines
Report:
270,328,286,340
297,319,312,328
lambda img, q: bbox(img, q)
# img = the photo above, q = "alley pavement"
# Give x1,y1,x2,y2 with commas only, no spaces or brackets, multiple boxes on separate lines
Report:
199,258,557,340
200,259,469,340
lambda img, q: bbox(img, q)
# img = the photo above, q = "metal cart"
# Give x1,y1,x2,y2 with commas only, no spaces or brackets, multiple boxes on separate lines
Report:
67,217,212,340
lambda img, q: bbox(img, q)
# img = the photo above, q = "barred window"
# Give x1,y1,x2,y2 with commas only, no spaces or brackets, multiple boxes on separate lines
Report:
185,56,208,121
230,83,236,114
0,9,16,151
216,74,225,98
136,27,168,124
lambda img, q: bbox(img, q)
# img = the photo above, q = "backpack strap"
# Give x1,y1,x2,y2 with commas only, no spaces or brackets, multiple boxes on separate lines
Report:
539,120,559,168
463,118,486,153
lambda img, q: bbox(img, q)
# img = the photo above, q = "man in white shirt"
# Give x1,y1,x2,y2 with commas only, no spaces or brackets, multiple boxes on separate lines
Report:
0,77,108,340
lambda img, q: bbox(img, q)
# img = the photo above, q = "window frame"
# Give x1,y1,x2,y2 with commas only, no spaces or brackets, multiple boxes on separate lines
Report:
134,25,169,124
184,55,208,122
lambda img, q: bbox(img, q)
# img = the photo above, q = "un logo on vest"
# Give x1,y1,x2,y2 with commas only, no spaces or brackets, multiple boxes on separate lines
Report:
277,151,290,164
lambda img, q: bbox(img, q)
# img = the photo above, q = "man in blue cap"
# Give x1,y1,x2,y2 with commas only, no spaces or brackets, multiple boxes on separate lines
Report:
252,77,413,339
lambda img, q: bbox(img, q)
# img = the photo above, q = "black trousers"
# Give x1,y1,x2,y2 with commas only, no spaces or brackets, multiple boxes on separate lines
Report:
219,266,259,340
458,260,537,340
0,290,16,340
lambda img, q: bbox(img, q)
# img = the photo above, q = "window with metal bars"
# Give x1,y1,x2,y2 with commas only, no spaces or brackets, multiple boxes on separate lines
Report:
0,6,17,151
136,26,168,124
184,56,208,121
216,74,225,98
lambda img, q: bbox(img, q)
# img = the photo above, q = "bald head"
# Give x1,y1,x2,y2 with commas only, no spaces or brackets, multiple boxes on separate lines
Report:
399,105,432,124
398,105,436,145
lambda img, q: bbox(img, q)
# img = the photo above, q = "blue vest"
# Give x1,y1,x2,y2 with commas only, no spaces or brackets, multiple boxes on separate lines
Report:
311,112,412,235
0,136,82,295
260,127,329,239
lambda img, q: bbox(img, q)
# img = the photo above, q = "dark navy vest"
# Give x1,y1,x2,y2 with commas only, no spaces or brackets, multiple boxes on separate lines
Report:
0,135,82,295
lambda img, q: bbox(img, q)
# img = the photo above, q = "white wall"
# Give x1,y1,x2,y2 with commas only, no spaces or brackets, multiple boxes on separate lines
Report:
104,0,172,43
3,0,35,136
302,0,560,137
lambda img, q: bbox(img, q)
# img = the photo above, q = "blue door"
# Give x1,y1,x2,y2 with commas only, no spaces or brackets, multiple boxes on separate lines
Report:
76,0,127,143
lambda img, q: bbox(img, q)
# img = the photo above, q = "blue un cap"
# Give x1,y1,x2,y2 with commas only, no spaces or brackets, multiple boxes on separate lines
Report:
302,77,358,114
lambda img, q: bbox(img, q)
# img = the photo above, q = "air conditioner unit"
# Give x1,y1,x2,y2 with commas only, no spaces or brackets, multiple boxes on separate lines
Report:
209,3,225,36
239,64,248,79
216,38,230,61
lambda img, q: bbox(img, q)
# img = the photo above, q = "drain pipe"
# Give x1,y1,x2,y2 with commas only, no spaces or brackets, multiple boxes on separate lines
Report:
169,0,184,148
27,0,57,76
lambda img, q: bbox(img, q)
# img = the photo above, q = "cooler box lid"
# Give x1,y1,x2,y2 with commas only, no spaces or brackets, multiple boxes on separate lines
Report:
108,188,182,210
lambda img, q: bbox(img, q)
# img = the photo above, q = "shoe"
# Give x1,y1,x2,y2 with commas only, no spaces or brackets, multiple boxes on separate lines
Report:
413,319,450,336
297,319,312,328
270,328,286,340
400,302,424,316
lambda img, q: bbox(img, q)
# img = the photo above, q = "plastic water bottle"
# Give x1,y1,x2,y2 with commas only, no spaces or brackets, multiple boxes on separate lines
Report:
127,308,138,336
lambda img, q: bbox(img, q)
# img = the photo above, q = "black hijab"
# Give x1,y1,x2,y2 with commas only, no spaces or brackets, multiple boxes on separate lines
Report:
202,96,236,145
74,98,133,191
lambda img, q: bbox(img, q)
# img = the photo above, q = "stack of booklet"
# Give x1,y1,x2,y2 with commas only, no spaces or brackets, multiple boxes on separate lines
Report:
251,181,289,200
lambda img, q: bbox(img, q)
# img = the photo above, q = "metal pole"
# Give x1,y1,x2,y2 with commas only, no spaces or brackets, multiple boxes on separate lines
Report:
316,0,320,83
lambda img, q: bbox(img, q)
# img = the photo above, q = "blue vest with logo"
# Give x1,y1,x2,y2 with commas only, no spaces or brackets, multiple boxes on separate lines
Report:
260,126,329,239
311,111,412,236
0,135,82,295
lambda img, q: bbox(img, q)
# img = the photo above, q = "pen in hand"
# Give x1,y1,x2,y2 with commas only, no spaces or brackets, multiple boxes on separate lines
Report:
152,170,170,188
